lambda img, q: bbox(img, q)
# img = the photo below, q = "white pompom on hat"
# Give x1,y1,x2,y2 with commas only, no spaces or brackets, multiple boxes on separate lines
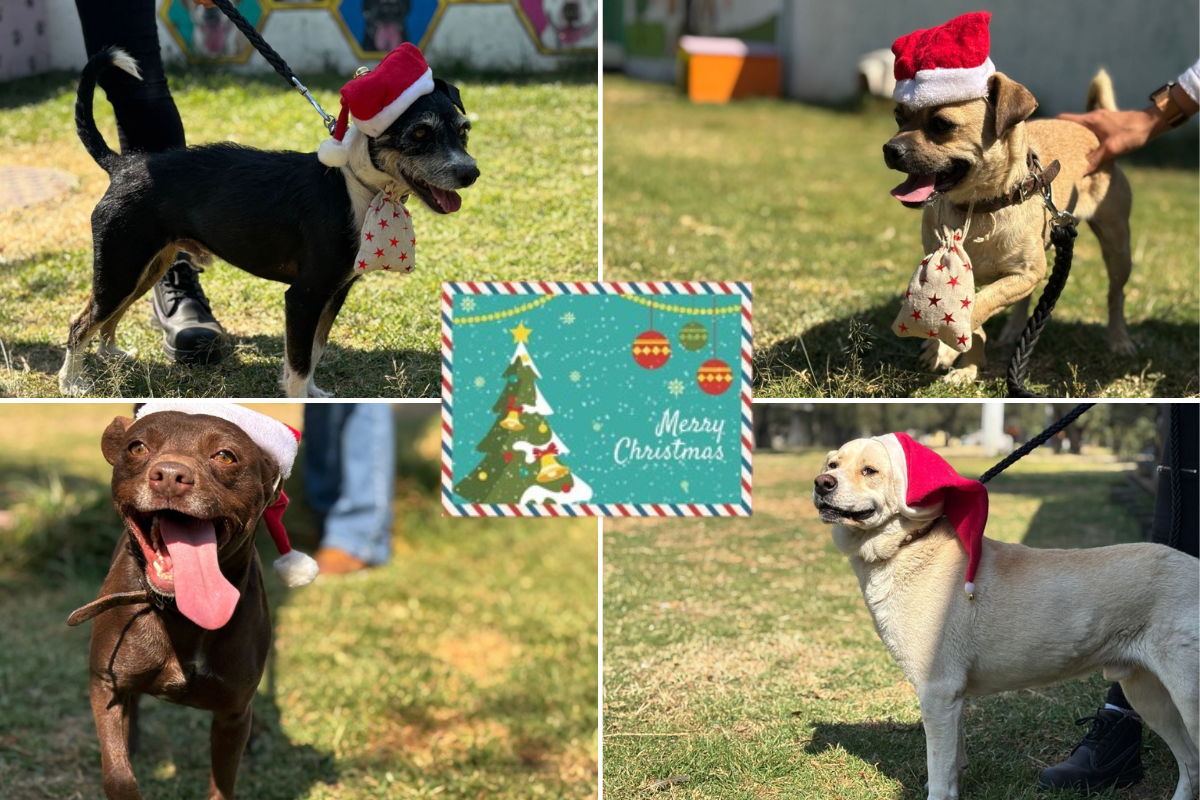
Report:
135,402,318,587
892,11,995,108
318,43,435,168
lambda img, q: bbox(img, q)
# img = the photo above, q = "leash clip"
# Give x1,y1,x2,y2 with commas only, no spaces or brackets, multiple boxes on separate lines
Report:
291,76,338,135
1031,154,1076,230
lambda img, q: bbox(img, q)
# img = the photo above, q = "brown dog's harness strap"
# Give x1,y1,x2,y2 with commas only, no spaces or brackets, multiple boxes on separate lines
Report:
67,590,152,627
954,152,1062,215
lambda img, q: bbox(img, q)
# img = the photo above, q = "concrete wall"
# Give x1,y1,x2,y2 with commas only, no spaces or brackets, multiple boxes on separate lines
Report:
40,0,595,76
784,0,1198,115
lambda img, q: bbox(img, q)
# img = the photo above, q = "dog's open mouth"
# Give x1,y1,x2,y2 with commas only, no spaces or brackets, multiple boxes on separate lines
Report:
401,169,462,215
816,502,876,523
124,508,240,630
891,159,970,208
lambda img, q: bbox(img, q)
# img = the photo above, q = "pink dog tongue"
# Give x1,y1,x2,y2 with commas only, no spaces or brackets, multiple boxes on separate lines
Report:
160,516,239,630
891,173,937,203
429,186,462,213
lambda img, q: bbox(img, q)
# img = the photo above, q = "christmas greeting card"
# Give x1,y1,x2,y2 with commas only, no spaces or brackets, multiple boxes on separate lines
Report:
441,282,752,516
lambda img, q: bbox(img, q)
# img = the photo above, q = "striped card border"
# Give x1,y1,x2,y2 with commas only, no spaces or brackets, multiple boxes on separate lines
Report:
441,281,752,517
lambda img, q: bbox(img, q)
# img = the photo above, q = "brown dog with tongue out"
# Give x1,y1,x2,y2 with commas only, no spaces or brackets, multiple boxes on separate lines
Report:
883,11,1135,384
69,402,317,800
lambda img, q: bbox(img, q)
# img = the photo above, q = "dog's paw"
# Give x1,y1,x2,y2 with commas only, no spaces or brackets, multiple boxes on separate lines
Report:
920,338,960,371
942,365,978,385
1108,334,1137,356
59,375,94,397
306,380,333,399
98,342,137,362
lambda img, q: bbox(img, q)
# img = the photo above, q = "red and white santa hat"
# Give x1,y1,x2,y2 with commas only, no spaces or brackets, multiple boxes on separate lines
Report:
318,43,435,168
892,11,995,109
872,432,989,596
135,401,319,588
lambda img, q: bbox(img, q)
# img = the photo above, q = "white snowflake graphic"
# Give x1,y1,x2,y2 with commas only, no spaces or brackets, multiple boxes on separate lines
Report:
561,312,576,325
461,297,476,312
592,421,603,432
667,379,686,397
473,376,486,388
570,371,582,382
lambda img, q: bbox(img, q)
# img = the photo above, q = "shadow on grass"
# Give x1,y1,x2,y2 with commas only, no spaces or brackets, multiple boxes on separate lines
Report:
754,298,1197,397
1,335,441,398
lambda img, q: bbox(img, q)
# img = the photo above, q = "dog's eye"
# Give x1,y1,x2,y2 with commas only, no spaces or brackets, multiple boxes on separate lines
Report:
412,126,429,139
862,466,877,476
458,126,469,141
212,450,237,465
128,442,148,456
893,109,904,126
930,117,956,135
827,461,838,470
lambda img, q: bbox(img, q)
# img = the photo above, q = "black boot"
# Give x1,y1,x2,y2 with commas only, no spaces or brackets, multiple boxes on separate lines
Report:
1038,708,1143,795
150,255,228,365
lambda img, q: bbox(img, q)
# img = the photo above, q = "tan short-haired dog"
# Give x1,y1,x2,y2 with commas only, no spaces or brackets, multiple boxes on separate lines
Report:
885,70,1135,383
813,437,1198,800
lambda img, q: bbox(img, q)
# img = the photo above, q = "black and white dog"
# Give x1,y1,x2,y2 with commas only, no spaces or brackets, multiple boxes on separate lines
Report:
60,47,478,397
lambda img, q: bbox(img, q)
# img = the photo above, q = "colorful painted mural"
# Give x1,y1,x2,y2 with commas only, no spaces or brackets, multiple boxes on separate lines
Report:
332,0,444,55
513,0,598,54
161,0,268,63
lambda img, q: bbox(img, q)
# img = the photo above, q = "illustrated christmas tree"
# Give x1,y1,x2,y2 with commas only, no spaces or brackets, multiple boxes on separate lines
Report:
455,321,593,505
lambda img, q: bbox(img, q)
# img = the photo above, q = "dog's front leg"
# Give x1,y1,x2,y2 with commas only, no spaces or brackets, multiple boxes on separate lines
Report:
90,677,144,800
919,683,965,800
207,705,253,800
282,286,333,398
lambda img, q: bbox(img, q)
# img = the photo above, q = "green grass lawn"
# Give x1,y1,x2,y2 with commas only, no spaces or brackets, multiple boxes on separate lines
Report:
602,77,1199,398
0,69,597,398
0,404,598,799
603,447,1177,799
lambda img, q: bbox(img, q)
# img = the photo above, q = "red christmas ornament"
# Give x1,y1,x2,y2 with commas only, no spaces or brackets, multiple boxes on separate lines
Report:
503,452,513,463
632,329,670,369
696,358,734,395
562,482,572,492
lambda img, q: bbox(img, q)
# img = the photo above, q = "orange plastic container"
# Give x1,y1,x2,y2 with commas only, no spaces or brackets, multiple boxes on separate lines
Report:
678,36,781,103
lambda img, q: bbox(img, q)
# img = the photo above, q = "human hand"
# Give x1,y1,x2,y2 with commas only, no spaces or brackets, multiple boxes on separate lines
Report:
192,0,215,7
1056,108,1162,175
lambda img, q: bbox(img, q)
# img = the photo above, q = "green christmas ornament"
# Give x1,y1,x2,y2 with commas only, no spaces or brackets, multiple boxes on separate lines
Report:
679,321,709,351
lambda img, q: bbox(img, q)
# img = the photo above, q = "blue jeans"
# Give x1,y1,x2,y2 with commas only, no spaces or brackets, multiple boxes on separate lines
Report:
303,404,395,565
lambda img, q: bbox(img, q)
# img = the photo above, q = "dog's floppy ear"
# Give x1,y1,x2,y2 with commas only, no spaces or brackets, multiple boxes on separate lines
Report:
101,417,135,465
434,78,465,114
987,72,1038,140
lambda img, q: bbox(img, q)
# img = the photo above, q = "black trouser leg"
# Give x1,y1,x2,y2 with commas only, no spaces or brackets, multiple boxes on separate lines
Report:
74,0,185,153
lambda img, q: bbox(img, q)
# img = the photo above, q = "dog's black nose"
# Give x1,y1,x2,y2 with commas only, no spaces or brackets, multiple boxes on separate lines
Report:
883,141,907,169
455,163,480,187
564,1,580,22
149,461,195,498
814,473,837,495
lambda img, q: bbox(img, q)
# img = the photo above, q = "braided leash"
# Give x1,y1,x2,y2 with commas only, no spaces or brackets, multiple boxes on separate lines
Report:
1168,404,1182,549
210,0,338,134
1005,156,1078,398
978,402,1094,485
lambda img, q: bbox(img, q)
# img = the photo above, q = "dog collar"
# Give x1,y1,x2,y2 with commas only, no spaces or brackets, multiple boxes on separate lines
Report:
355,186,415,274
898,516,942,548
954,151,1061,215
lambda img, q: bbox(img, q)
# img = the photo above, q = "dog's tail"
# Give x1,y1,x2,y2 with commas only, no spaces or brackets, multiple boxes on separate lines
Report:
1086,68,1117,112
76,47,142,173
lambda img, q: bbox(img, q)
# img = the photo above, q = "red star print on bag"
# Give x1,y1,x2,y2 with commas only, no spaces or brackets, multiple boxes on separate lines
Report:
355,186,416,274
893,222,976,353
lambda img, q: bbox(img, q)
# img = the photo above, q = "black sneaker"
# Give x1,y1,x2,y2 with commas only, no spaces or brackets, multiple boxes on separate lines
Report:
1038,708,1143,795
150,255,228,365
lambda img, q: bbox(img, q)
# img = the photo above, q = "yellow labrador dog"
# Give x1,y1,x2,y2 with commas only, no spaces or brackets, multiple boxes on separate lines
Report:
813,437,1199,800
885,70,1135,383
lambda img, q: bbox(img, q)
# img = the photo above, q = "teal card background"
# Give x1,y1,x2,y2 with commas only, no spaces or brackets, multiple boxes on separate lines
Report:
449,292,746,506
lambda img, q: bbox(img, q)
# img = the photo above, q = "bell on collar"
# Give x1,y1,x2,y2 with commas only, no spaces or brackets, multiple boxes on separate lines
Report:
354,66,371,78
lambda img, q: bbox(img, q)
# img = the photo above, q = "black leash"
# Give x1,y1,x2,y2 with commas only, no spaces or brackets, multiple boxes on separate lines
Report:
978,402,1094,485
1004,156,1079,397
210,0,338,134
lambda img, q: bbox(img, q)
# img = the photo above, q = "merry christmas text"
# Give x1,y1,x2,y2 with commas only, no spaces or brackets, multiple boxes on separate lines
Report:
612,410,726,465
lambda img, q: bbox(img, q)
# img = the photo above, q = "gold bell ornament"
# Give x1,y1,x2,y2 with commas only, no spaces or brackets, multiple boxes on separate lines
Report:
499,397,525,432
534,443,570,483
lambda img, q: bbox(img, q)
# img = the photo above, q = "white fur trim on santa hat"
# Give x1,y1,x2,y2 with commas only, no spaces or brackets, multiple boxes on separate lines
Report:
136,401,299,478
274,549,319,587
873,433,944,521
318,123,361,168
352,68,434,138
893,57,995,108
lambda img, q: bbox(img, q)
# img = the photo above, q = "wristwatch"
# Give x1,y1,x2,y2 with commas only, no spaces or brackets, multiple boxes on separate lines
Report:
1150,83,1189,128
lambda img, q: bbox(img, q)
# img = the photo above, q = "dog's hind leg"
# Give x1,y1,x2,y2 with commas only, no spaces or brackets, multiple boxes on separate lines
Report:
1088,167,1136,355
282,285,334,398
1122,669,1198,800
209,705,253,800
918,682,966,800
